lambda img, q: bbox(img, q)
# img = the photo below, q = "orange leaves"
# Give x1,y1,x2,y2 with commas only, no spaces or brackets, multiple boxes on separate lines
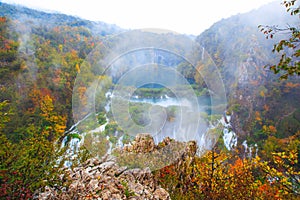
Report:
54,118,67,135
263,104,270,112
78,86,87,96
268,125,277,133
258,150,300,197
28,88,66,140
0,38,16,51
155,147,299,199
255,181,280,200
53,26,59,33
4,42,12,50
229,158,245,172
263,125,277,134
255,111,262,122
284,82,300,92
285,82,300,88
0,17,6,23
70,49,78,59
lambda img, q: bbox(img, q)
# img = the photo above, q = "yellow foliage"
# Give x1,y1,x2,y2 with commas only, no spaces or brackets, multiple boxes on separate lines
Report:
40,95,54,117
157,147,300,200
76,63,80,73
58,44,63,52
260,90,265,97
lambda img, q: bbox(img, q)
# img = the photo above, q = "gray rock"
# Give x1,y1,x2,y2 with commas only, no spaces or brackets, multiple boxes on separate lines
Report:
37,157,169,199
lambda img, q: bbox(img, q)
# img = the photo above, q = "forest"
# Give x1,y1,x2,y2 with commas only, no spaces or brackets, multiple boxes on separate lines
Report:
0,1,299,199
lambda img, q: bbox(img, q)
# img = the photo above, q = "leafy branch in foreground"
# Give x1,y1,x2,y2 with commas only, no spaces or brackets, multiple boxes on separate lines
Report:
259,0,300,80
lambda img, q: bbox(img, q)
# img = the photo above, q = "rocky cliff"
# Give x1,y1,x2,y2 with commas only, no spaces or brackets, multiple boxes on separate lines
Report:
36,133,199,199
36,133,196,199
37,155,170,200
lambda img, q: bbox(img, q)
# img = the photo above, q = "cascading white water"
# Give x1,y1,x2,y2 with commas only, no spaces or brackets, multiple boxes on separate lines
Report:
220,113,237,150
242,140,258,158
63,93,237,165
117,134,124,148
61,92,113,166
106,135,113,154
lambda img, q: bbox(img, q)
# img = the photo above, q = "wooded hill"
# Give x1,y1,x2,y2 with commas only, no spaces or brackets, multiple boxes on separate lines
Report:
0,1,299,199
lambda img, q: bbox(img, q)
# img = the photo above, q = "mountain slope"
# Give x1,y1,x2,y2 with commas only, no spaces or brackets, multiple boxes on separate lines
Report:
0,2,122,36
196,1,300,145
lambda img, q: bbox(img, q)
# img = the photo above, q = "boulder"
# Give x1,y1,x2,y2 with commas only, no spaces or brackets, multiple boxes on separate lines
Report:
36,133,200,200
36,153,170,200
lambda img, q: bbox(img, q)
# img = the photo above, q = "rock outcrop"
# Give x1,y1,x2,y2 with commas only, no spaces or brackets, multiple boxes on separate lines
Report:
36,134,173,200
37,154,170,200
37,133,197,199
116,134,197,171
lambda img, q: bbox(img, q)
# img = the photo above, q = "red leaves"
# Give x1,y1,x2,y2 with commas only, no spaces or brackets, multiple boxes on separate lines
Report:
0,170,33,199
0,17,6,23
159,165,176,179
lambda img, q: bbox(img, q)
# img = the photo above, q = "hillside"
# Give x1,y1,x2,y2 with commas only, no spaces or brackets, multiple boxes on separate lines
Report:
0,1,299,199
0,2,122,36
197,1,300,145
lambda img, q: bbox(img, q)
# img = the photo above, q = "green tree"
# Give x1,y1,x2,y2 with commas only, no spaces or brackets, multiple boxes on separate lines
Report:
0,97,67,198
259,0,300,79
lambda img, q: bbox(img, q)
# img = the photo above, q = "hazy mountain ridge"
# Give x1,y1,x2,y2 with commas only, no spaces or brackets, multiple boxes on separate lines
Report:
0,2,300,199
0,2,122,36
1,0,299,147
1,1,299,146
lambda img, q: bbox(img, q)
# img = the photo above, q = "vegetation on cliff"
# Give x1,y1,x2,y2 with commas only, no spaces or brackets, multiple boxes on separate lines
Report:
0,1,299,199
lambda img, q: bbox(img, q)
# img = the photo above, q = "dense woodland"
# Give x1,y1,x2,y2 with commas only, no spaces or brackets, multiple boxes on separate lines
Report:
0,1,299,199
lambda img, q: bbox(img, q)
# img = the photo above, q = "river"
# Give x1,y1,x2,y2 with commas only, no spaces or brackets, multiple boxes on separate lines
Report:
62,91,238,163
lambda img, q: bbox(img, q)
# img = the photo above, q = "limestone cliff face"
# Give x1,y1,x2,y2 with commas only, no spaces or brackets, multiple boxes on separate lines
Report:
115,134,197,171
196,3,300,141
36,134,174,200
37,154,170,200
36,134,198,199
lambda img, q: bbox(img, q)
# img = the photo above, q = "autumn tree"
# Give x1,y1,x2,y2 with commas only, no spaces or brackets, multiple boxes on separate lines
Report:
155,141,300,200
0,95,68,198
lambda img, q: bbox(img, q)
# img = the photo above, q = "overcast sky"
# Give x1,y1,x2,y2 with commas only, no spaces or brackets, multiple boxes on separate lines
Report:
2,0,278,35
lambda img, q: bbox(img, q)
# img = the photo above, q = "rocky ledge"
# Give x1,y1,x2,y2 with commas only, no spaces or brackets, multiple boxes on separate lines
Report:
37,154,169,200
36,135,170,200
37,133,197,199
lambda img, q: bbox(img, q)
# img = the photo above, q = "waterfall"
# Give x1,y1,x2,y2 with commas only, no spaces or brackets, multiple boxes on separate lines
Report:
242,140,248,158
255,144,258,157
61,91,113,166
117,134,124,148
60,112,92,157
89,115,109,134
63,92,239,165
242,140,258,158
221,113,237,150
106,135,113,154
